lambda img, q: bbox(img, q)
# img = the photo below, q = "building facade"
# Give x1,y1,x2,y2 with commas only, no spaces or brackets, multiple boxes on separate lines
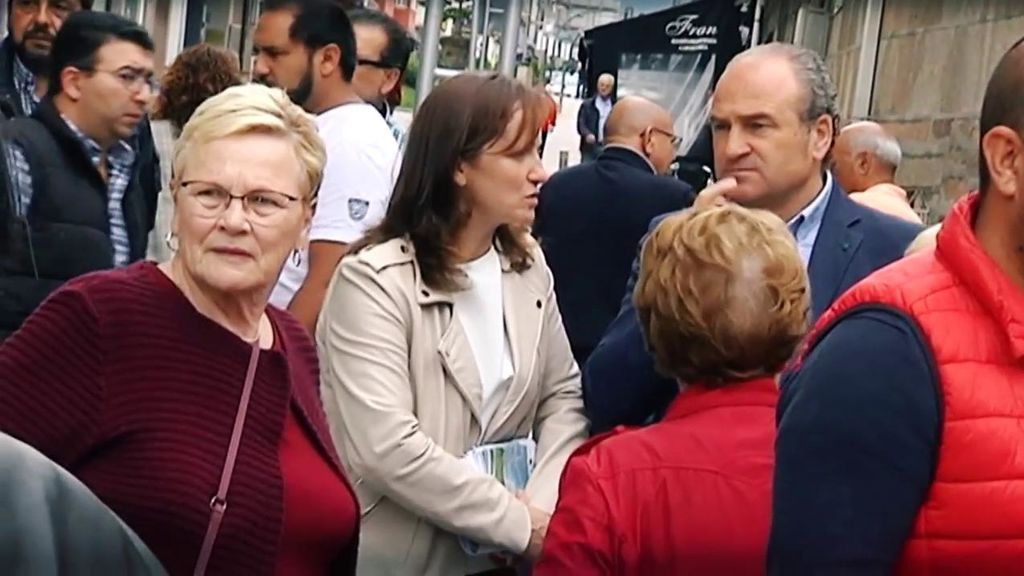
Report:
760,0,1024,222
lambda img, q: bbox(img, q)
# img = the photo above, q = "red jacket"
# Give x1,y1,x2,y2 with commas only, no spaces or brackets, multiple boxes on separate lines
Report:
535,378,778,576
802,192,1024,574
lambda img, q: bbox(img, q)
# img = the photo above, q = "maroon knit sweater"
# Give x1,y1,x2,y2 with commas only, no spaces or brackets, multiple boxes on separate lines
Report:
0,262,358,575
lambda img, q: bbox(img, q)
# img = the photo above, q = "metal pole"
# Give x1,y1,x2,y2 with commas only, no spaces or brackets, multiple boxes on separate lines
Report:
499,0,524,77
751,0,764,48
416,0,444,111
480,0,492,69
469,0,482,71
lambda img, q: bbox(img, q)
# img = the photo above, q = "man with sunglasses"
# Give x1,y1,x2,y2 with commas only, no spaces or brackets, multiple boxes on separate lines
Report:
533,96,694,366
254,0,398,333
0,11,156,340
348,8,413,145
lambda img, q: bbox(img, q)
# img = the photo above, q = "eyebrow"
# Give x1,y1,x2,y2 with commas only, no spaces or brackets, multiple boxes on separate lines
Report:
180,180,290,196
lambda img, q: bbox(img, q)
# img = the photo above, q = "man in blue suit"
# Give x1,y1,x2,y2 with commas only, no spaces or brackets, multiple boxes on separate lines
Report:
583,43,922,434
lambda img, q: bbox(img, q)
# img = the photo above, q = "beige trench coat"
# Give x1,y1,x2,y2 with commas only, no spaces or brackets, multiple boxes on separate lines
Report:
317,236,588,576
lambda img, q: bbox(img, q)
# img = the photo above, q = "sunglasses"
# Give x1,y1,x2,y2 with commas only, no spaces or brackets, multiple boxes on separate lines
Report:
357,58,400,71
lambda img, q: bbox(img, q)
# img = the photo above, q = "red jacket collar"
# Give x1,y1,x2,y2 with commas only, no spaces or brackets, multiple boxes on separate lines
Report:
662,376,779,422
937,192,1024,361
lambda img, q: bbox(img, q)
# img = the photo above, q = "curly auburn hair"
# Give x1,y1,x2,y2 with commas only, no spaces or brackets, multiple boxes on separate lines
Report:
634,204,810,387
154,44,242,132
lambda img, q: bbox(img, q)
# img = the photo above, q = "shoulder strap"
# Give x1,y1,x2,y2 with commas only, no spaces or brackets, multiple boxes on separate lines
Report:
193,342,261,576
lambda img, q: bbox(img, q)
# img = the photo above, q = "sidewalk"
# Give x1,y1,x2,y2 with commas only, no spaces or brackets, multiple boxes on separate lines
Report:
542,96,583,174
394,96,583,175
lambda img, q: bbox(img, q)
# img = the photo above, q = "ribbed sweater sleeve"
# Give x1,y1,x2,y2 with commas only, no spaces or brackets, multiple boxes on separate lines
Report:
0,285,104,468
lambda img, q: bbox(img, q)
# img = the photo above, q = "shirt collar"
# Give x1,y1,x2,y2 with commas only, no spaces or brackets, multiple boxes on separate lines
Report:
60,114,136,166
787,171,832,235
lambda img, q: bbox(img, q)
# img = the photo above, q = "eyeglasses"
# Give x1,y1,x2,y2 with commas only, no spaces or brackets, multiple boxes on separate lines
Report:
180,181,302,219
357,58,399,71
87,67,158,94
12,0,78,19
648,126,683,149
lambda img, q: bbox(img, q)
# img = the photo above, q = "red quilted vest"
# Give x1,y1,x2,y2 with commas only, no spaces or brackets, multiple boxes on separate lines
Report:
800,192,1024,575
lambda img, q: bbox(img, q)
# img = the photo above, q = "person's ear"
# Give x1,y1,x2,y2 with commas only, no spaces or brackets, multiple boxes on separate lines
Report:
982,126,1024,199
61,67,87,101
854,151,872,175
317,44,341,78
809,114,834,163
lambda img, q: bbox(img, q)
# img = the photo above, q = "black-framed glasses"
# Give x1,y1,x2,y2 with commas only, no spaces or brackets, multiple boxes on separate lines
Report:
180,181,302,219
357,58,399,71
86,66,158,94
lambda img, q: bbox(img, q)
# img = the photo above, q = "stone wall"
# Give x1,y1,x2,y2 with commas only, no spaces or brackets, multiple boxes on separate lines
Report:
870,0,1024,221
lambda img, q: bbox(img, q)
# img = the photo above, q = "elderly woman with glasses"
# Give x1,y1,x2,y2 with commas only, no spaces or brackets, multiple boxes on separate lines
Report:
0,84,359,575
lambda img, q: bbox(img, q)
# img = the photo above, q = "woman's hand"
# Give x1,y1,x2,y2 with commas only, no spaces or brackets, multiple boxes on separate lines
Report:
519,492,551,563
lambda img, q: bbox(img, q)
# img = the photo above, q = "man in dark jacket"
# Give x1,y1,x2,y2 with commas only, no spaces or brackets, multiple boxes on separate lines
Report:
535,96,693,365
0,0,161,231
577,72,615,161
0,12,156,340
583,43,922,434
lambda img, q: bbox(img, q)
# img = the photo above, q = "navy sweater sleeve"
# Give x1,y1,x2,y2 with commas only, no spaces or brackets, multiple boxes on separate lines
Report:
581,215,678,434
768,308,940,575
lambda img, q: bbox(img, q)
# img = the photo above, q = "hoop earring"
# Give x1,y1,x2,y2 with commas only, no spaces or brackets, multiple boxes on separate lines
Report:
164,231,179,253
291,249,302,267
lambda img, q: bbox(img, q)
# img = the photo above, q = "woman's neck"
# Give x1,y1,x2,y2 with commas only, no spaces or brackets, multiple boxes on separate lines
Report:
162,258,268,343
452,219,497,263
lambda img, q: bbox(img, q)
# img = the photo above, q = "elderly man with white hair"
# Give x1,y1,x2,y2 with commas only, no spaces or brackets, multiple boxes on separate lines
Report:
577,72,616,161
832,121,923,224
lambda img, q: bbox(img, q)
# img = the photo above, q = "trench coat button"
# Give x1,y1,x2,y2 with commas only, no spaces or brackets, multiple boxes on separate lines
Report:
536,299,542,309
421,289,430,298
400,245,408,253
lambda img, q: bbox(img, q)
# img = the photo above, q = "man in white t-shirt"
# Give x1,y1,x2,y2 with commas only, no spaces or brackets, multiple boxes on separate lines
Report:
253,0,399,332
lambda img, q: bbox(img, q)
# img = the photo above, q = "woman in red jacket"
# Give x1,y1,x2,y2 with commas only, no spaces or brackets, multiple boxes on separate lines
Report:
535,204,810,575
0,85,358,575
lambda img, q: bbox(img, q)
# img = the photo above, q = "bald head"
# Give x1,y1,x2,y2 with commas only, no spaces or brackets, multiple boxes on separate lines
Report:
979,36,1024,192
832,121,901,192
604,96,678,174
605,97,673,142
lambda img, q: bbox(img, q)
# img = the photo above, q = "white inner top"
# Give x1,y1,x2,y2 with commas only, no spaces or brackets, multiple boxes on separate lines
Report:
453,246,514,432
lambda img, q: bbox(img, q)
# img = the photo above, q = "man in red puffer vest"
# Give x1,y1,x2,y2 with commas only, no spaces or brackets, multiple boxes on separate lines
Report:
769,37,1024,575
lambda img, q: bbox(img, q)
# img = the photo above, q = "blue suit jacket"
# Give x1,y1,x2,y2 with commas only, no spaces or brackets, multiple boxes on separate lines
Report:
582,183,924,433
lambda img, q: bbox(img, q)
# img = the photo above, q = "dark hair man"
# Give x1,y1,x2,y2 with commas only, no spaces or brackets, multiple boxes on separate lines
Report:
347,7,413,144
254,0,399,333
0,11,156,340
770,36,1024,573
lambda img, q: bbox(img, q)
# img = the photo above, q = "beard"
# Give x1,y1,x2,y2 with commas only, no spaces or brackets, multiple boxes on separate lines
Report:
286,67,314,111
14,24,55,76
254,59,315,111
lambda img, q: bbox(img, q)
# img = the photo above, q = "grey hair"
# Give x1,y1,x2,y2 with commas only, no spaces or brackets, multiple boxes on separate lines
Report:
735,43,841,154
849,130,902,170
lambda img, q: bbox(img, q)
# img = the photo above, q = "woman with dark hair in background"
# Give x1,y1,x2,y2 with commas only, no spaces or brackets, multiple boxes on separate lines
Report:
147,44,241,261
317,72,588,575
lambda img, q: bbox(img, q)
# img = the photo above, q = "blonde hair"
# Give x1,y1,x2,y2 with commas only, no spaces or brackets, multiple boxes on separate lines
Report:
634,204,810,386
172,84,326,201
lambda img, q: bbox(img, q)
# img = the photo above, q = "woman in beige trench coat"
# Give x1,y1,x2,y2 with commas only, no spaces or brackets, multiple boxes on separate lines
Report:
317,73,589,576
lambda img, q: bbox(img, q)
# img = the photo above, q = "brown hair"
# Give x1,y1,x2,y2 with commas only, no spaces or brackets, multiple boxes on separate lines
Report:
154,44,242,132
634,204,810,386
354,72,545,291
